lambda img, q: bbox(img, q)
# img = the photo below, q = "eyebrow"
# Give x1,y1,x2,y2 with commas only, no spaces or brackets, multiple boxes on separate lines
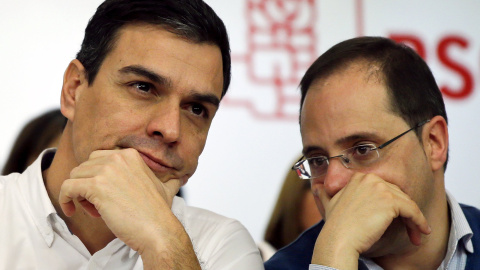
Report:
302,132,380,156
119,65,172,87
119,65,220,109
190,92,220,109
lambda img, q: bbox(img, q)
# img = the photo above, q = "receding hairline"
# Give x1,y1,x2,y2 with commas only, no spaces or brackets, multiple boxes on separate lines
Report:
307,57,385,91
300,58,394,118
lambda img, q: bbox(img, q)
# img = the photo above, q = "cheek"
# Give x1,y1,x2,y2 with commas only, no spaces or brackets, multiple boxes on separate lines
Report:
402,153,434,209
367,147,410,188
180,128,208,169
374,150,430,205
72,106,143,159
313,195,325,219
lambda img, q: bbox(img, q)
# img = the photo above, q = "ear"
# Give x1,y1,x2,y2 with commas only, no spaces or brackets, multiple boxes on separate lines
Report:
60,59,87,121
421,115,448,172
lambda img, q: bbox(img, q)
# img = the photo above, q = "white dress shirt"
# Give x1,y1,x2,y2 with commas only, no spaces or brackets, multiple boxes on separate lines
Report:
0,149,264,270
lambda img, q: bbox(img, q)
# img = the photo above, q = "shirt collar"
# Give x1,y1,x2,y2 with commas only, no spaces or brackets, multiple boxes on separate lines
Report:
446,191,474,253
16,148,58,247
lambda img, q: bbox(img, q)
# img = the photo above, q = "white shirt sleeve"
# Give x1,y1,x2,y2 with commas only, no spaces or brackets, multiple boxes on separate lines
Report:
309,265,339,270
198,219,264,270
172,197,264,270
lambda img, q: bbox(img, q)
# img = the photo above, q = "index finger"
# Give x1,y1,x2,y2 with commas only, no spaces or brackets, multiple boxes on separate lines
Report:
59,178,101,218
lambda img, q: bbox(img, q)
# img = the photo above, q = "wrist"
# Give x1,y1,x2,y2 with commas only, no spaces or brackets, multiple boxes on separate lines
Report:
140,215,200,269
311,225,360,269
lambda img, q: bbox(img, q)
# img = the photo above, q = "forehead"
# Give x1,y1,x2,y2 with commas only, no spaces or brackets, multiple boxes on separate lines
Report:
100,24,224,97
300,61,405,151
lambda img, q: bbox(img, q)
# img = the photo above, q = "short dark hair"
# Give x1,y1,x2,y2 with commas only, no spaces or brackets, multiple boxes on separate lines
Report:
76,0,231,97
299,36,449,169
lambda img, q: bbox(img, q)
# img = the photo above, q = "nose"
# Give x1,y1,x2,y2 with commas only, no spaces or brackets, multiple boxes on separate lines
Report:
146,102,181,144
322,158,353,198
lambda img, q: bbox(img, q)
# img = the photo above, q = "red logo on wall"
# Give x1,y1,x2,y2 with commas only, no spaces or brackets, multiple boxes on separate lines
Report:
226,0,473,121
226,0,317,121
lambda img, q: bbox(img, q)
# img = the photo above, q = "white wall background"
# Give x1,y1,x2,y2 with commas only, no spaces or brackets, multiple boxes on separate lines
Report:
1,0,479,242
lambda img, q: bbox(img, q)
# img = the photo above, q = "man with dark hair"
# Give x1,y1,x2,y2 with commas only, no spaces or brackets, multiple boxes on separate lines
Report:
265,36,480,269
0,0,263,269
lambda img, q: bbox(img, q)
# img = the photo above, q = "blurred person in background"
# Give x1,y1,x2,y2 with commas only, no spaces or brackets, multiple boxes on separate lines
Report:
2,109,66,175
259,157,322,261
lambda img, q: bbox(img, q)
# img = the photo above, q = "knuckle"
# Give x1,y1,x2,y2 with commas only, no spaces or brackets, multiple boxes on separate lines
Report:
88,175,106,192
363,173,379,182
408,199,421,213
121,148,142,163
126,148,144,163
371,182,394,200
69,168,77,178
124,148,139,156
382,190,395,201
89,150,100,159
110,151,126,163
98,163,115,175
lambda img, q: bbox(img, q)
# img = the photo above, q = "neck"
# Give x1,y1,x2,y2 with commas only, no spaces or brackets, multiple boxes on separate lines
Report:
43,125,115,254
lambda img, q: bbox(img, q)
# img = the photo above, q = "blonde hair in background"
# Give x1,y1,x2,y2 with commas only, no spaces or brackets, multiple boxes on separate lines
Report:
264,158,321,250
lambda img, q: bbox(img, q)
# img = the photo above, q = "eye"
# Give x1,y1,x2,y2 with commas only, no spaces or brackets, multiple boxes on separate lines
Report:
354,145,374,156
191,104,204,115
349,144,378,162
132,82,153,92
309,156,327,168
187,103,209,118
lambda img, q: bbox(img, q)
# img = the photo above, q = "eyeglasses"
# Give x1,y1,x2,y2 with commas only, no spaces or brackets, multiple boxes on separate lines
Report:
292,120,430,180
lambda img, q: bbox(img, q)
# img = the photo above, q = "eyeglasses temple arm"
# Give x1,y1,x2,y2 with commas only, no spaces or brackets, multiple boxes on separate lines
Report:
377,119,431,149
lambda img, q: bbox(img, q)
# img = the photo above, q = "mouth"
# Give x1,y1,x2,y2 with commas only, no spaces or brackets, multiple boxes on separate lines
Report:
138,151,176,173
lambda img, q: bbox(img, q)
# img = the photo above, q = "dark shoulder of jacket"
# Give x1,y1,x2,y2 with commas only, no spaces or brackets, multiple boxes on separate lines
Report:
264,221,323,270
461,204,480,270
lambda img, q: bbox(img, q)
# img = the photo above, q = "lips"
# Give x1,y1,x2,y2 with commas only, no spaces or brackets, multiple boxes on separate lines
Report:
138,151,175,173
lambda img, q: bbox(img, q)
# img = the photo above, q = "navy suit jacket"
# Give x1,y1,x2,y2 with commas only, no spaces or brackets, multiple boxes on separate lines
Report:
265,204,480,270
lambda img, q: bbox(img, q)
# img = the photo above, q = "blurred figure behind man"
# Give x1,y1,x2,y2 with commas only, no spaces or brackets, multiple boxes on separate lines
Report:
259,158,322,261
2,109,66,175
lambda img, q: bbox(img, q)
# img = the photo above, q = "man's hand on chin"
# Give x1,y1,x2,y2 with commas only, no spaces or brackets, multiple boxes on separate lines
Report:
311,173,431,269
58,148,201,269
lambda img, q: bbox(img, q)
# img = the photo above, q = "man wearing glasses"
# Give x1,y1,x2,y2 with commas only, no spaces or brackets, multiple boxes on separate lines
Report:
265,36,480,269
